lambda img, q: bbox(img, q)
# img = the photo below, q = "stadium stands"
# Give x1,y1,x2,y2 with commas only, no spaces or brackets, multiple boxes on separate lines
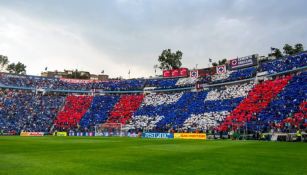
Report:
0,52,306,135
145,78,179,89
211,67,257,83
260,53,307,74
0,89,64,132
184,83,254,131
108,94,144,124
219,76,292,131
251,72,307,131
54,95,93,130
92,79,145,91
281,101,307,130
131,92,183,130
80,95,120,130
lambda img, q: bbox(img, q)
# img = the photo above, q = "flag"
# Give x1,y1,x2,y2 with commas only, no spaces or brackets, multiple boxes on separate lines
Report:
209,58,212,62
271,47,277,51
190,70,198,78
216,65,227,74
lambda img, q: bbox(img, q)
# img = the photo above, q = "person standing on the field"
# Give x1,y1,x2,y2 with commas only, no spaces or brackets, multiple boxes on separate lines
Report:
296,129,302,142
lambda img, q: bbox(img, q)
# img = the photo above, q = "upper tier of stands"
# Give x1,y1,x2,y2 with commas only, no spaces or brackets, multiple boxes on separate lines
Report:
260,53,307,74
0,52,306,92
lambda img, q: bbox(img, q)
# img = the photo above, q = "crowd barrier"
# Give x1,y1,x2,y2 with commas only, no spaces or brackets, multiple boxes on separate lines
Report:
20,132,45,136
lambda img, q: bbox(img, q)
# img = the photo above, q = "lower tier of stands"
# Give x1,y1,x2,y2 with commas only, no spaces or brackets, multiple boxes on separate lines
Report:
218,75,292,131
54,95,93,130
0,89,64,132
107,94,144,124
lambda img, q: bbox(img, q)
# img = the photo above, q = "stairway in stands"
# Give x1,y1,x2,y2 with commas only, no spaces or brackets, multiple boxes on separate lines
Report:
107,94,144,124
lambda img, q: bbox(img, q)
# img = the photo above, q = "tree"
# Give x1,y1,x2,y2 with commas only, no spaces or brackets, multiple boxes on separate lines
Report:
6,63,15,73
283,44,295,55
6,62,27,74
0,55,9,72
270,48,283,58
65,69,90,79
294,43,304,54
218,58,227,65
15,62,27,74
158,49,183,70
212,58,227,67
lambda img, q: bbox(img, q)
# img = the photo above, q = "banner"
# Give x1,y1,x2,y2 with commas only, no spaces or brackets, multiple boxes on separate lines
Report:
171,69,179,77
190,70,199,78
127,132,139,138
142,132,174,139
216,65,227,74
60,78,104,84
179,68,189,77
54,132,67,136
163,70,171,77
229,54,258,69
20,132,44,137
163,68,189,78
197,67,216,77
174,133,206,140
1,132,16,136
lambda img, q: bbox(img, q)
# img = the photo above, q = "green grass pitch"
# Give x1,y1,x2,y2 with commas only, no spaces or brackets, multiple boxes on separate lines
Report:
0,136,306,175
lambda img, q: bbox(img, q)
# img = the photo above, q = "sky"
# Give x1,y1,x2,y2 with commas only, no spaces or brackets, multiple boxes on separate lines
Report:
0,0,306,78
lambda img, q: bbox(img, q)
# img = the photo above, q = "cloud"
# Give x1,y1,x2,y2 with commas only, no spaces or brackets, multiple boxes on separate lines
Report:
0,7,151,78
0,0,307,78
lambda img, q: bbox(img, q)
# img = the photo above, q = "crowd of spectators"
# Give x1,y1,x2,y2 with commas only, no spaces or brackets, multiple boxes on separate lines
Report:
211,67,257,84
219,75,292,131
54,95,93,130
253,72,306,132
1,52,307,93
107,94,144,124
0,74,146,91
145,78,179,89
92,79,145,91
205,83,254,101
130,83,254,132
142,92,183,106
129,115,164,131
260,53,307,74
183,111,230,131
80,95,120,131
0,63,306,134
131,92,189,130
0,89,64,133
175,77,198,87
281,101,307,131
